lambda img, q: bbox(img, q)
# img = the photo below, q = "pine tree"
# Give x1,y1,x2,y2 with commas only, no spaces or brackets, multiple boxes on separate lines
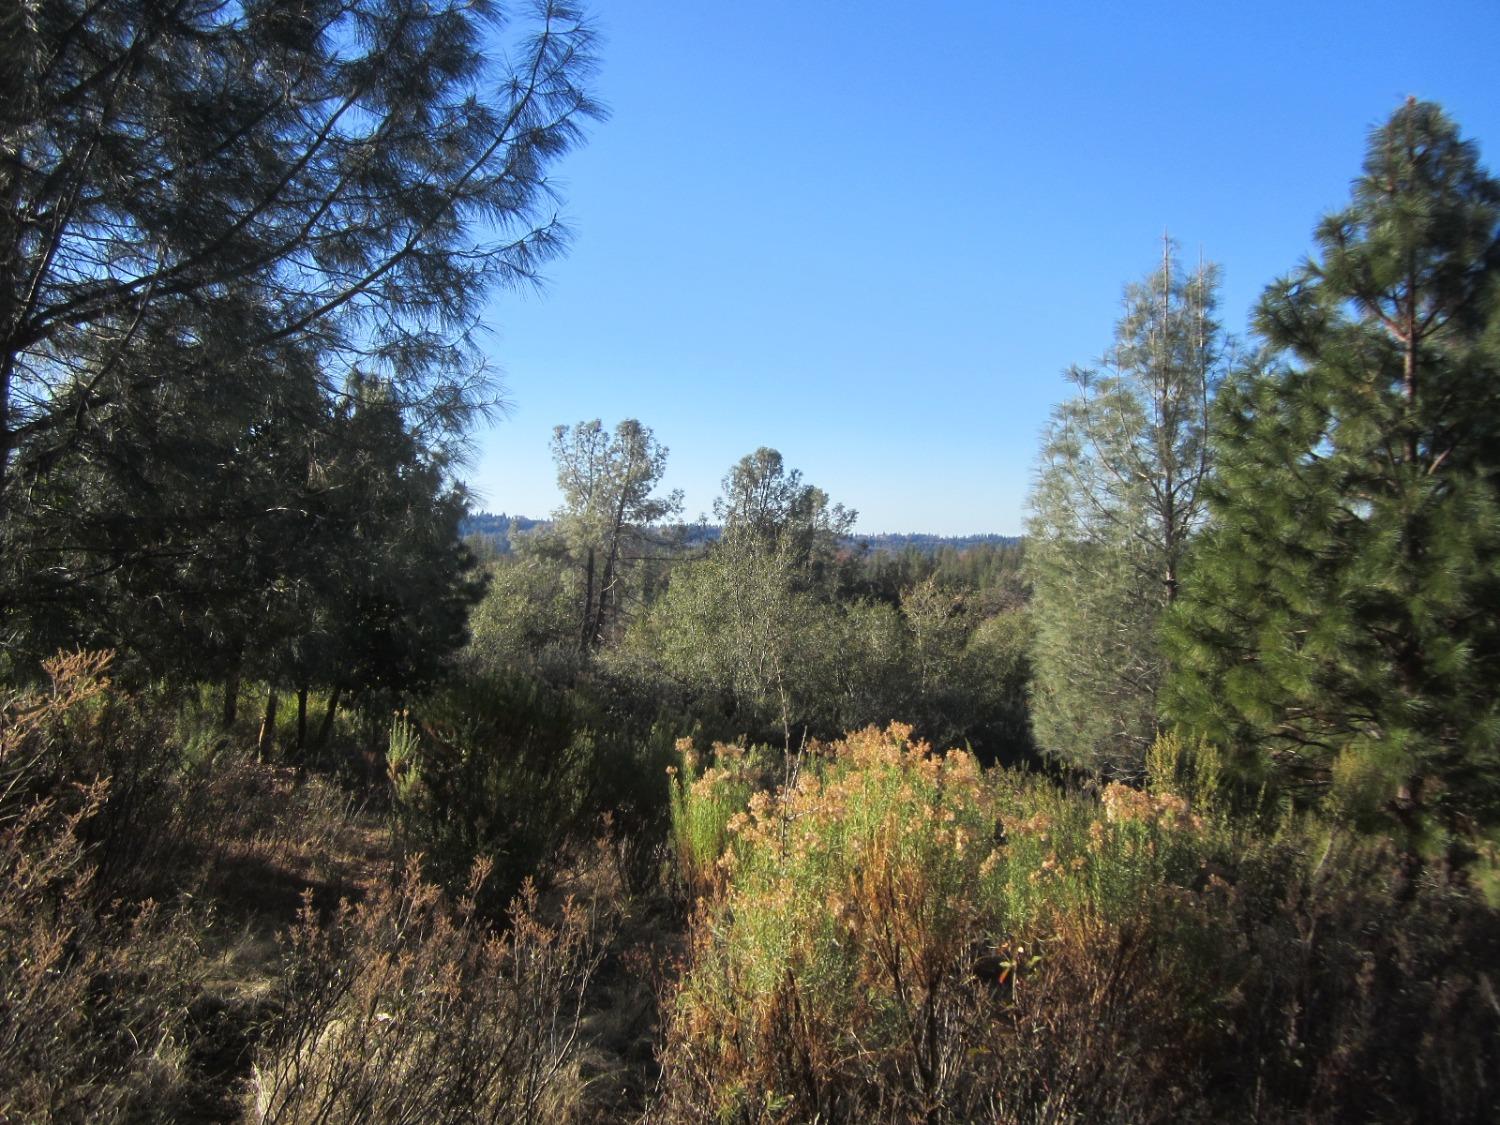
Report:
1,0,601,666
1027,241,1228,776
1164,101,1500,837
549,420,682,649
714,447,856,585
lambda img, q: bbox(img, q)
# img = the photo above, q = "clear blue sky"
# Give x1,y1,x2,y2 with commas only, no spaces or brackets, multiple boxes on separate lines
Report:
465,0,1500,536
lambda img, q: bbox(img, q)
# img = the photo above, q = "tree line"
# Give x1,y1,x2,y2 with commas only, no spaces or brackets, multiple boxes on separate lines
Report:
465,430,1032,760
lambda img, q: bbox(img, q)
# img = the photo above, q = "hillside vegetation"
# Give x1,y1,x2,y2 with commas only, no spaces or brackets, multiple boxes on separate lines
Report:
3,3,1499,1117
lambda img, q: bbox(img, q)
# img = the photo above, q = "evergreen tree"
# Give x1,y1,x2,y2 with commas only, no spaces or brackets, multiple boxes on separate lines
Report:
1,0,600,668
715,447,856,584
241,375,485,755
1027,241,1229,776
1164,101,1500,837
0,302,327,675
549,419,681,649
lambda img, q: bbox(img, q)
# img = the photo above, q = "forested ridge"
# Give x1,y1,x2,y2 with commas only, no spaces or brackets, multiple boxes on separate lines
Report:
462,512,1021,558
3,2,1499,1121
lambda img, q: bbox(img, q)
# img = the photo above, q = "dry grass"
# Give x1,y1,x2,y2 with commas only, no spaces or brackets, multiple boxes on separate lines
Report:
247,858,609,1124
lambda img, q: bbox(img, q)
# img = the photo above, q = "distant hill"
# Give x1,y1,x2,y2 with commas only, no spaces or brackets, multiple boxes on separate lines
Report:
462,513,1020,557
461,512,552,554
851,532,1022,554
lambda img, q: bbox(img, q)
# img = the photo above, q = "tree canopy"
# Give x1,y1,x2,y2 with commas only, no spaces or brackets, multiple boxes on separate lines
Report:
1165,100,1500,836
1,0,602,691
549,418,682,649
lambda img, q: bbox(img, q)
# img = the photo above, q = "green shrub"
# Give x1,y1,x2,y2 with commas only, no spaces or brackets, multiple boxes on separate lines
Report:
662,723,1001,1120
659,728,1500,1123
391,669,676,914
666,739,771,898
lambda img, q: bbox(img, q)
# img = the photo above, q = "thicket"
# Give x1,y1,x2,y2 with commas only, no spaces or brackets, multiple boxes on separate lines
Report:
658,725,1500,1122
387,668,678,914
250,862,607,1124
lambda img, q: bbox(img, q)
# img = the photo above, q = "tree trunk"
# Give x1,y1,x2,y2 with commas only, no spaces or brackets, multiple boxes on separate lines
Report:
595,534,622,647
314,683,343,750
2,174,19,529
257,686,278,763
593,474,635,648
220,651,242,729
295,684,309,760
581,545,596,649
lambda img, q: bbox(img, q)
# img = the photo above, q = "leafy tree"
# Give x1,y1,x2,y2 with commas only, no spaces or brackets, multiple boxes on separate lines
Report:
647,532,814,746
616,451,860,747
1027,241,1229,776
714,447,855,578
1,0,601,669
960,607,1034,762
892,577,1033,759
1165,101,1500,838
705,450,852,742
549,419,682,649
464,549,580,678
901,577,969,702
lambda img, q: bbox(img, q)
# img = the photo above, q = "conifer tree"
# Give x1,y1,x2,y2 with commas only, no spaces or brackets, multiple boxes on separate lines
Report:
1027,241,1228,776
1,0,600,672
549,419,681,649
1164,101,1500,836
714,447,856,586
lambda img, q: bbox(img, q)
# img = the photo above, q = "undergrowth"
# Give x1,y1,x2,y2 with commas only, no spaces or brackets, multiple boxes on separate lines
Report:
0,653,206,1121
249,859,609,1124
667,738,773,899
9,656,1497,1122
656,724,1500,1123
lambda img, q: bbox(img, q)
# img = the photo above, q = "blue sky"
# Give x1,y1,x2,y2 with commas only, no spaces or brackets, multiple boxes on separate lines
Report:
466,0,1500,536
